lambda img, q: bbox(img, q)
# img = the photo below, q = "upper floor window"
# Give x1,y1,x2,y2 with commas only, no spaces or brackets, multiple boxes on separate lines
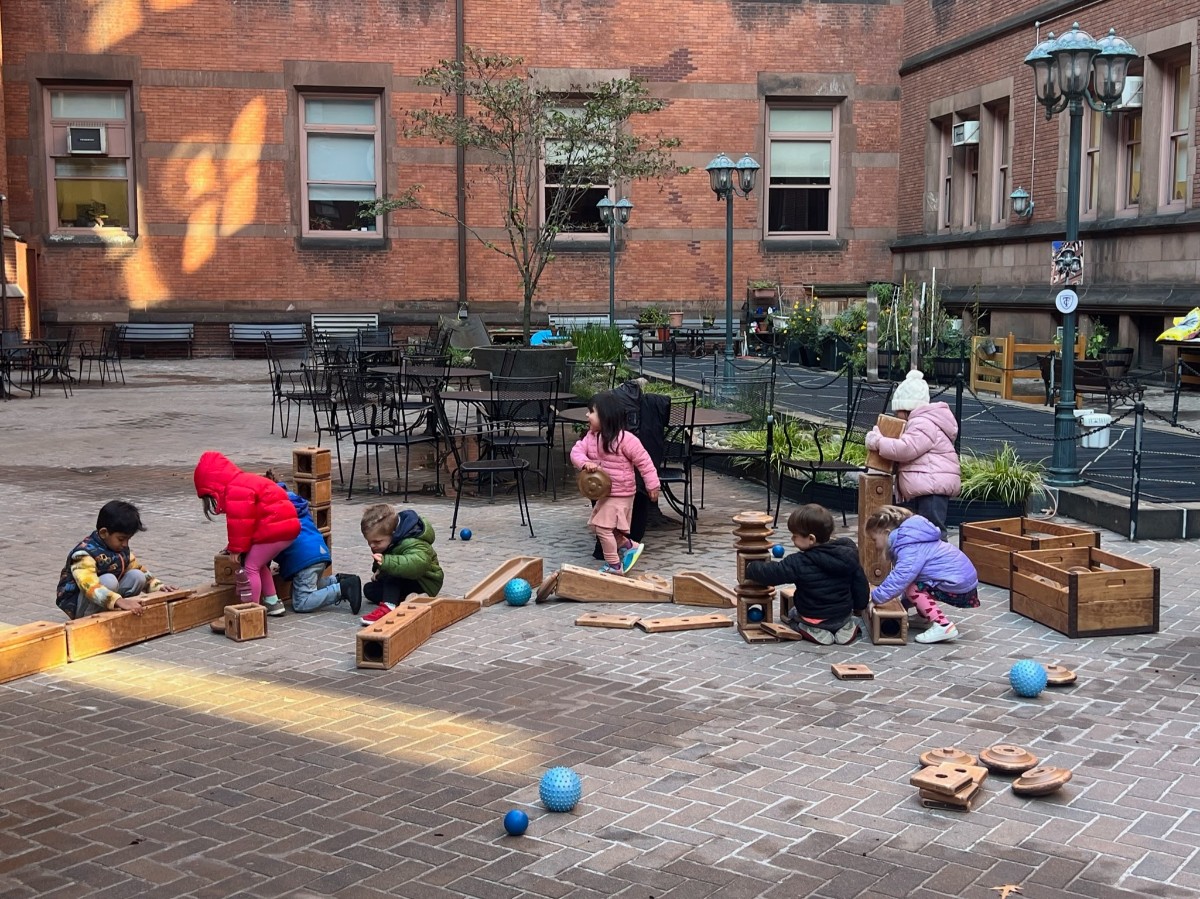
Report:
1121,110,1143,211
542,107,612,236
300,94,381,236
1082,106,1102,216
1163,60,1191,208
938,121,953,230
962,143,979,227
765,105,837,237
992,105,1010,223
45,87,134,234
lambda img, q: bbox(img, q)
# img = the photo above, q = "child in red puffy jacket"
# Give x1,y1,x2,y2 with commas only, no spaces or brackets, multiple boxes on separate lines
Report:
194,451,301,614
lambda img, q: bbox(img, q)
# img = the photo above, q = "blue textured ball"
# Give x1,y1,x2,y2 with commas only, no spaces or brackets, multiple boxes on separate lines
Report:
503,809,528,836
747,606,765,623
504,578,533,606
539,767,582,813
460,528,472,541
1010,660,1048,698
771,543,785,558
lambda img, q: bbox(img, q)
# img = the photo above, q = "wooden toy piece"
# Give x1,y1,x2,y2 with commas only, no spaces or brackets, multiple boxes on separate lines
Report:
941,764,989,785
356,603,432,670
778,586,795,620
535,572,559,604
672,571,736,608
168,584,237,633
865,414,906,473
910,764,973,796
1012,766,1072,796
857,474,893,583
636,614,733,633
737,596,773,630
294,476,332,507
919,780,982,810
292,446,332,480
224,603,267,642
209,617,226,634
311,504,332,532
554,564,672,603
465,557,545,607
961,517,1099,589
65,605,171,662
1044,664,1078,686
276,577,292,604
868,599,908,645
733,511,776,643
407,595,480,634
138,588,196,607
0,622,68,684
831,663,874,680
760,621,804,641
919,747,977,768
979,744,1039,774
214,551,239,585
575,612,641,629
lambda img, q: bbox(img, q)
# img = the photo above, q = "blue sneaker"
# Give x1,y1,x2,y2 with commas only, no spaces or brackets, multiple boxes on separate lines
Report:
598,564,625,576
620,541,645,574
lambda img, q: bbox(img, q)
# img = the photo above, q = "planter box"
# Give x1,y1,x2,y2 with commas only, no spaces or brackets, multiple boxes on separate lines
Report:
960,518,1100,588
1011,546,1159,638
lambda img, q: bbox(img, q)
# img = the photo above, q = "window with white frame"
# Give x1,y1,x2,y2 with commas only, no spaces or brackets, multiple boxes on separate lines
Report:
992,105,1010,223
1082,106,1102,216
962,144,979,227
938,121,953,230
542,106,612,235
765,105,837,236
1120,110,1142,210
300,94,381,235
1163,60,1190,207
45,87,134,233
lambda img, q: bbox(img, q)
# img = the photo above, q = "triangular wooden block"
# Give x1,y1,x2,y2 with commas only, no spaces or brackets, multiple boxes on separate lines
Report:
555,564,673,603
636,614,732,633
408,595,481,633
575,612,641,629
672,571,736,608
464,557,544,607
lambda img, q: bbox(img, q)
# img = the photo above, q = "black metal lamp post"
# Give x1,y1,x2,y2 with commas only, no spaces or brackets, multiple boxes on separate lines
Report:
596,196,633,326
1024,23,1137,487
705,152,760,380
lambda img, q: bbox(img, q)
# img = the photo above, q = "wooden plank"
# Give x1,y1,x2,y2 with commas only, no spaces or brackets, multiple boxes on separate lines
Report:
407,595,480,633
139,588,196,607
0,622,68,685
636,614,733,633
575,612,641,629
857,473,893,583
760,621,804,641
831,663,874,680
224,603,267,642
356,604,432,669
910,765,973,796
1011,572,1068,614
555,564,672,603
464,557,544,607
1011,590,1069,636
65,605,171,662
1076,597,1157,634
168,584,237,633
672,571,736,608
919,781,981,810
740,625,779,644
865,414,906,472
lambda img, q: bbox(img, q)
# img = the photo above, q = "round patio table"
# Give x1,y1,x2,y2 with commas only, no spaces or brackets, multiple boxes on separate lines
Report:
556,405,750,427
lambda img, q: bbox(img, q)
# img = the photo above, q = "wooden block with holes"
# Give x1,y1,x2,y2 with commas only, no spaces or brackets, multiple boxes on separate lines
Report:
575,612,641,629
407,595,480,633
867,599,908,645
961,517,1100,589
293,446,332,480
294,477,332,507
224,603,267,642
672,571,736,608
778,586,795,620
311,504,332,532
919,781,981,810
0,621,68,684
214,551,239,585
760,621,804,640
636,614,732,633
1011,545,1158,638
356,603,432,669
168,584,238,633
831,663,874,680
865,414,906,473
65,605,171,662
911,764,973,796
465,557,544,607
554,564,672,603
857,474,893,584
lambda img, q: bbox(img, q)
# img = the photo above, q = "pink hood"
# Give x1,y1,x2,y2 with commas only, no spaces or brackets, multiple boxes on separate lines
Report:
868,402,960,500
570,430,661,498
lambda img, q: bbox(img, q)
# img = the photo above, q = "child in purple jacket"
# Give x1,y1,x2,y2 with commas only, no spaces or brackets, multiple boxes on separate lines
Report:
864,505,979,644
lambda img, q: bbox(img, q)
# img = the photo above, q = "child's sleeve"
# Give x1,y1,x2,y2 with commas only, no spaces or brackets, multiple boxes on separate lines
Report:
128,551,163,593
70,553,119,610
850,562,869,613
378,542,435,580
569,432,592,469
870,550,922,604
871,426,935,464
622,433,661,492
745,554,801,587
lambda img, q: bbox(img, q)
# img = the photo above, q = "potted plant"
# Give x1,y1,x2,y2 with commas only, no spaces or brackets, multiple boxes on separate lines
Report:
950,444,1045,525
637,304,670,342
821,302,866,371
924,321,971,384
748,279,779,303
779,295,822,366
699,300,717,329
668,309,685,329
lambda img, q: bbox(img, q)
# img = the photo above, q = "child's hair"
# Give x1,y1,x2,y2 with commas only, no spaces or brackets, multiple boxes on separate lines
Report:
786,504,834,543
263,467,278,482
200,496,220,521
97,500,145,535
588,390,627,454
360,503,399,538
864,505,914,535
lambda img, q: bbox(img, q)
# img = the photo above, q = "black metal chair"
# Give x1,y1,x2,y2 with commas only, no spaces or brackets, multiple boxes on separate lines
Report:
78,326,125,385
340,372,437,500
484,374,560,499
695,355,777,513
656,393,698,553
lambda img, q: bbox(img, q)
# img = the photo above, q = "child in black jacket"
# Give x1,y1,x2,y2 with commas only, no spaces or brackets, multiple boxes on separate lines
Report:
745,504,869,645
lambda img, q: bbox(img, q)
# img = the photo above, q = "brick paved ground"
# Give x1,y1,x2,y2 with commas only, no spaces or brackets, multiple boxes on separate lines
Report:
1,360,1198,899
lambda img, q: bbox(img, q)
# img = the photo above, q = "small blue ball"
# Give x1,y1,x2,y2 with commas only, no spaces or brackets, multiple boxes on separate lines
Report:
747,606,765,623
1010,660,1048,698
503,809,529,836
460,528,472,541
504,578,532,606
771,543,785,558
539,766,582,813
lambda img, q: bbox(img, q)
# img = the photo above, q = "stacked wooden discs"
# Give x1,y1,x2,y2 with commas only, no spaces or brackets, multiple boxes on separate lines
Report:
732,511,776,644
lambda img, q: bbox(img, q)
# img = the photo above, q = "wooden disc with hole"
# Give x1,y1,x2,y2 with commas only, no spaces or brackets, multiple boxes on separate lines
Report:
979,744,1039,774
919,747,978,768
577,469,612,501
1012,766,1072,796
1045,664,1077,685
209,617,226,634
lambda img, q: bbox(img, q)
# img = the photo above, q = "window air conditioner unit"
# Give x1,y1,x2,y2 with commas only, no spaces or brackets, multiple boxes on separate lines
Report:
67,125,107,155
952,121,981,146
1116,76,1143,109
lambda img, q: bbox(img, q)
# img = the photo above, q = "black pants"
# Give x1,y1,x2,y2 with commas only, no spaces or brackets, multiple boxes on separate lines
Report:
592,492,650,559
909,494,950,540
364,574,425,605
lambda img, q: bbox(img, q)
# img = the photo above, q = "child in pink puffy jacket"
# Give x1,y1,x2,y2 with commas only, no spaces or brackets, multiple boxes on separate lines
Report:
865,371,961,538
570,390,661,576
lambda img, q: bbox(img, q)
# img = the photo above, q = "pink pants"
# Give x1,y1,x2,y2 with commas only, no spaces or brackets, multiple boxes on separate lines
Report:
593,527,632,567
243,539,292,604
904,584,950,626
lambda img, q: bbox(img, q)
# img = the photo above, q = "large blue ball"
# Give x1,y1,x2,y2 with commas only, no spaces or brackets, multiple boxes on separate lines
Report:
539,767,582,813
1010,660,1048,698
460,528,472,541
771,543,785,558
503,809,529,836
505,578,533,606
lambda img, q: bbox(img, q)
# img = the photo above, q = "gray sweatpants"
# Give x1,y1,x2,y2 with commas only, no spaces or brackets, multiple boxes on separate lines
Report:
73,570,148,619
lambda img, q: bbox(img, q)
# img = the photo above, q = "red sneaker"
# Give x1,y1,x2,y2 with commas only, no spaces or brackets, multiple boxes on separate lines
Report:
360,602,396,626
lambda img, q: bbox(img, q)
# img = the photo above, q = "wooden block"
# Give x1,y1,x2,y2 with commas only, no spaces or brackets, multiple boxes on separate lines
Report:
356,603,432,669
575,612,641,629
831,663,874,680
672,571,736,608
636,614,733,633
857,473,893,583
961,518,1100,589
939,764,988,785
865,414,906,472
737,594,773,630
224,603,267,642
138,588,196,607
868,599,908,645
919,781,982,810
65,605,171,662
465,557,544,607
554,564,672,603
168,584,237,633
407,595,480,633
739,625,779,644
311,504,332,532
0,621,68,684
293,446,332,480
760,621,804,640
778,586,795,620
535,572,559,604
294,477,332,507
214,551,239,585
911,764,973,796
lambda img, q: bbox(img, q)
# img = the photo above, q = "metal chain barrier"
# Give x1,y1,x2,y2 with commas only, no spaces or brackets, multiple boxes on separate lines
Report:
778,364,849,392
1144,404,1200,438
963,383,1138,442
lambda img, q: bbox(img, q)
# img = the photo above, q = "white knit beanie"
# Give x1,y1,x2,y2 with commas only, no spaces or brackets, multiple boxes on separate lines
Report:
891,370,930,412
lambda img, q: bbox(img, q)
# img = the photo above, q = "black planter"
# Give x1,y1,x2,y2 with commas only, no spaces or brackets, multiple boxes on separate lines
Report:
947,499,1024,527
925,355,967,385
472,345,578,390
819,337,853,371
785,340,802,365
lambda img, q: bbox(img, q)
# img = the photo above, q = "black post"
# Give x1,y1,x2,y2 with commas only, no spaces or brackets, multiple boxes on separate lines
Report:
1128,401,1144,541
723,192,735,381
1171,354,1183,427
954,370,964,455
607,223,617,326
845,363,854,431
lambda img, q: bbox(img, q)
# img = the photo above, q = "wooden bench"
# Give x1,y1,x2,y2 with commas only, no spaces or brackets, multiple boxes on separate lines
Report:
116,323,194,358
549,313,612,332
229,323,307,358
1040,355,1145,412
310,313,379,341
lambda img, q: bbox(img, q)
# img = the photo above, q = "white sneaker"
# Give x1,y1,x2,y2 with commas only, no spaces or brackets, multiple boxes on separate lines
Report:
914,621,958,643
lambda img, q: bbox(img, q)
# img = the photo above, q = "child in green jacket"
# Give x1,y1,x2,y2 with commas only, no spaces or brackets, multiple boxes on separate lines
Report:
357,503,444,625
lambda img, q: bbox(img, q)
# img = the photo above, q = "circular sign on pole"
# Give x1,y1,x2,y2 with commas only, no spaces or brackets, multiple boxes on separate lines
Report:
1055,289,1079,314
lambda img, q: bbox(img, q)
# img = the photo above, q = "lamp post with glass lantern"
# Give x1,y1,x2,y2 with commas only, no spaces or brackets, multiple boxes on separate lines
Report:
1023,23,1137,487
596,196,633,326
705,153,760,380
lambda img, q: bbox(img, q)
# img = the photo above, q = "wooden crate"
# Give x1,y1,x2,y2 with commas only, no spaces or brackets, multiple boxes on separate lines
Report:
0,621,68,684
224,603,267,641
1011,546,1159,638
293,446,332,479
65,605,171,662
294,477,332,507
961,518,1100,589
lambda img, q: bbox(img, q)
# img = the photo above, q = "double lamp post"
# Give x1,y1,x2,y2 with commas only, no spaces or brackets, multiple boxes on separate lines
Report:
596,196,633,326
705,153,760,381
